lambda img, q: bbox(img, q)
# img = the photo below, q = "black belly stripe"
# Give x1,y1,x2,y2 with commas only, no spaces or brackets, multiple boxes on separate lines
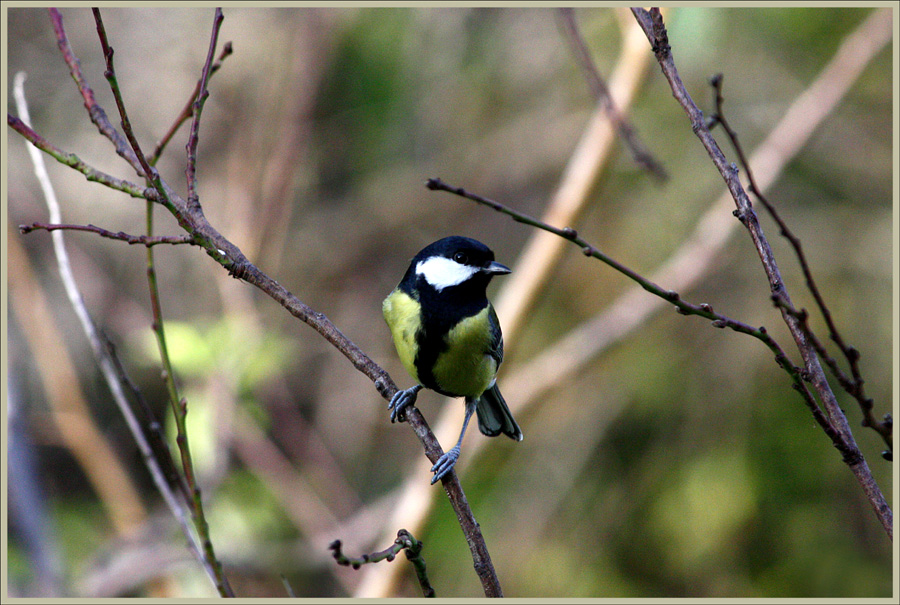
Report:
408,275,489,397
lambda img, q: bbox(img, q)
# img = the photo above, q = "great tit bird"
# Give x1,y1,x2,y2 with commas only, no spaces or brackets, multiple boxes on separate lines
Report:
383,236,523,484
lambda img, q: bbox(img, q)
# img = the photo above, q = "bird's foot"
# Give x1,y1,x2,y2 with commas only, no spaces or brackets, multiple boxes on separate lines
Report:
388,384,423,423
430,445,461,484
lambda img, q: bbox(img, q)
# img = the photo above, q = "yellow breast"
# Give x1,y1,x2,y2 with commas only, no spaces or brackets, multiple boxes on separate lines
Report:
431,306,497,398
382,289,422,383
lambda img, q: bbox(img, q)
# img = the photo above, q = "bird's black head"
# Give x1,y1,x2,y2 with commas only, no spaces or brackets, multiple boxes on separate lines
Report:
404,236,511,296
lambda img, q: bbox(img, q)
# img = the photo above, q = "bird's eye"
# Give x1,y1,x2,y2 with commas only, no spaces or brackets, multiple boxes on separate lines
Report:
453,252,468,264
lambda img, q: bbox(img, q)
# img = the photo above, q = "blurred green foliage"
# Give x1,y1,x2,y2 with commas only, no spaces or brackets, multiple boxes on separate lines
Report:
6,6,893,598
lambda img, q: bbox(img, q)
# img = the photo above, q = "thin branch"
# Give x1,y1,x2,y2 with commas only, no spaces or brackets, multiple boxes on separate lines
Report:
19,222,195,247
631,6,891,539
330,530,434,598
93,9,159,189
557,7,667,181
150,41,233,165
426,177,849,455
49,8,142,174
50,14,235,266
184,8,224,204
493,7,659,360
6,115,154,200
98,330,190,503
280,576,297,598
707,74,890,456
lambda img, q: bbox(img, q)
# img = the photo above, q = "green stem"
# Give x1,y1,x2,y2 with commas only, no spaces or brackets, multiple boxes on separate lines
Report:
7,115,152,200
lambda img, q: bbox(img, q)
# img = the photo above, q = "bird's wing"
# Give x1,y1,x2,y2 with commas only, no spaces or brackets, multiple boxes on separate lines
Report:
488,303,504,367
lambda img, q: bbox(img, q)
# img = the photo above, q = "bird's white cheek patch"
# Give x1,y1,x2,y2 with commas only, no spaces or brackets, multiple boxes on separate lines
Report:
416,256,478,291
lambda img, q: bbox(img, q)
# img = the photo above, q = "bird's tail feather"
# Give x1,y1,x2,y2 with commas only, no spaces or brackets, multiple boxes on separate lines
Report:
475,382,523,441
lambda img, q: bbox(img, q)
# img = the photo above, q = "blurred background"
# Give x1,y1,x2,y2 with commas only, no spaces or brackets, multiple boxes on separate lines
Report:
5,6,894,598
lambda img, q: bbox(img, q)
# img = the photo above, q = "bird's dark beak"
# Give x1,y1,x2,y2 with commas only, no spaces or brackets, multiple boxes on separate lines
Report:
483,261,511,275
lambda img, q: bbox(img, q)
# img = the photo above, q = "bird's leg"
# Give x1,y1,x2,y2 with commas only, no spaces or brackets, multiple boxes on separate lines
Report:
389,384,423,423
430,397,477,484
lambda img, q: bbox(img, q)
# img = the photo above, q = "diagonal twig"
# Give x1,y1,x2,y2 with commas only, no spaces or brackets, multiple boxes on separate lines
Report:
426,177,848,455
6,115,155,200
557,7,667,181
49,8,142,174
184,8,224,205
19,222,196,247
150,41,233,165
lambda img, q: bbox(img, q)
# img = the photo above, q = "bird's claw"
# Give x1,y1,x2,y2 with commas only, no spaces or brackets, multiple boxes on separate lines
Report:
388,385,422,423
430,446,461,484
